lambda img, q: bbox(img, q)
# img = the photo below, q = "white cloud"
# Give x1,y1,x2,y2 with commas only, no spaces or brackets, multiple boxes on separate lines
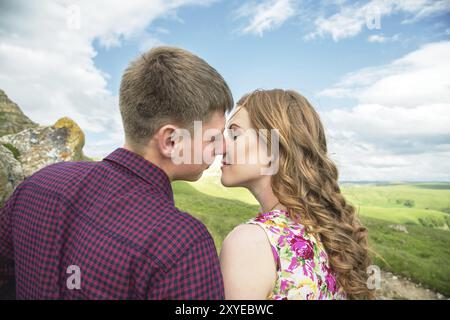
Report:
234,0,297,36
324,103,450,151
319,41,450,181
306,0,450,41
319,41,450,107
367,33,400,43
401,0,450,23
325,131,450,181
0,0,215,157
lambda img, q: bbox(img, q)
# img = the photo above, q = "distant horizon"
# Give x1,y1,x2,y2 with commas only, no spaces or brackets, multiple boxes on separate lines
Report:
86,152,450,184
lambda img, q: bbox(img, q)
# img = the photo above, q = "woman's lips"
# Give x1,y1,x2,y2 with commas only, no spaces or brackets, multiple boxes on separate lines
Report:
221,160,231,168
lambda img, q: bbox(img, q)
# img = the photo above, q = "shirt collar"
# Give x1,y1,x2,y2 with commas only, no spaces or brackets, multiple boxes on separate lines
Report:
103,147,173,203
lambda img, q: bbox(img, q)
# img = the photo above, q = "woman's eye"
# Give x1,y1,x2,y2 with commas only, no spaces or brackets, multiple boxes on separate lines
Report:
227,129,239,141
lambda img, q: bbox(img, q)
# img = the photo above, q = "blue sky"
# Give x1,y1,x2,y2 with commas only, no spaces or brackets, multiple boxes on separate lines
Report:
1,0,449,181
92,0,449,108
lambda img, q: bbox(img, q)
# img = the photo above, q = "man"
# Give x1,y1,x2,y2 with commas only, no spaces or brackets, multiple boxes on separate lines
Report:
0,46,233,299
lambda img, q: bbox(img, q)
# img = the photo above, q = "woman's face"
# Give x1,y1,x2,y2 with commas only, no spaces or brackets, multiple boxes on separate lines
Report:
221,107,271,188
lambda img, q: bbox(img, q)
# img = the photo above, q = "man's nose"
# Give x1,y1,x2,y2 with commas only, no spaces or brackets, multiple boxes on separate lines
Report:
214,134,227,156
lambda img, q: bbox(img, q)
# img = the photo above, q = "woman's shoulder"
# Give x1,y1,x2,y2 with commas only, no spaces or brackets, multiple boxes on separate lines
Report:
220,222,278,299
222,223,269,250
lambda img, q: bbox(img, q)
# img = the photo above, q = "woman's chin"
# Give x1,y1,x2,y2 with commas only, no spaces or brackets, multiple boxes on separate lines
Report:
220,177,231,187
220,174,235,187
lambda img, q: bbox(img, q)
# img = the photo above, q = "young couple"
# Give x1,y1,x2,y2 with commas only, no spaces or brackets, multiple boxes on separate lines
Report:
0,46,372,300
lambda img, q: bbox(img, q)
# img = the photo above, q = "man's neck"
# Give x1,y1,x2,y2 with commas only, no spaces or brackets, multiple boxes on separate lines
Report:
123,143,174,181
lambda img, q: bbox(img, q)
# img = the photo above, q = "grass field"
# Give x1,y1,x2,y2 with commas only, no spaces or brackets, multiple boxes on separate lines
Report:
172,178,450,296
343,182,450,230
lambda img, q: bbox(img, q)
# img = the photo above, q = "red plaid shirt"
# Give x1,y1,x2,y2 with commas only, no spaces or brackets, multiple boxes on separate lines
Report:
0,147,224,299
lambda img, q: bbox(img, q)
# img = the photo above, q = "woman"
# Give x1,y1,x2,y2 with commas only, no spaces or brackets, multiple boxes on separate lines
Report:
219,89,373,300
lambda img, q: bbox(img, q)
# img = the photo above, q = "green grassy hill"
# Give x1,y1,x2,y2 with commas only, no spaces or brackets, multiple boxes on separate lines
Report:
172,179,450,296
343,182,450,230
189,176,450,230
187,175,259,205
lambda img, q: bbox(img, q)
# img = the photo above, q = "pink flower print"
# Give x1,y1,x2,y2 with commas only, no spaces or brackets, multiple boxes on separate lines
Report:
319,251,328,262
321,262,331,275
270,245,281,270
254,214,267,223
306,292,315,300
302,264,309,278
280,279,293,292
278,235,287,246
302,262,315,279
286,257,300,273
269,226,280,234
318,289,325,300
289,234,314,260
325,274,336,294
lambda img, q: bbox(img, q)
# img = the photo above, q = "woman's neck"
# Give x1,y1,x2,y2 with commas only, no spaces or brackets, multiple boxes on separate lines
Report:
248,179,286,213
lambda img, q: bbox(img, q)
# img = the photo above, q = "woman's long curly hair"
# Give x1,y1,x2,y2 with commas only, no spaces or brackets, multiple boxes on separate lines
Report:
238,89,374,299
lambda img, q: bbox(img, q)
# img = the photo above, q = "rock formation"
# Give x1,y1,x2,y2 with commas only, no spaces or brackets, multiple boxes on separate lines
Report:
0,144,24,205
0,89,89,206
0,89,37,136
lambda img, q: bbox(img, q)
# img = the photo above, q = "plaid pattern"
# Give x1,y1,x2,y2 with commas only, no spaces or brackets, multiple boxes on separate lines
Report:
0,147,224,299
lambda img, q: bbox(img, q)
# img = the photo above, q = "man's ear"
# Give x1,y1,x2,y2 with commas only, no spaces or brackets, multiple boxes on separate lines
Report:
155,124,178,159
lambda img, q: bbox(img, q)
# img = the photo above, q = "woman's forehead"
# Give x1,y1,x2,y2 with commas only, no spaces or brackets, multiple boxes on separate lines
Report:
227,106,249,128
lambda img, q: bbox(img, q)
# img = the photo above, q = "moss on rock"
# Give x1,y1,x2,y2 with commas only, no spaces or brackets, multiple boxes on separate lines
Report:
2,143,20,160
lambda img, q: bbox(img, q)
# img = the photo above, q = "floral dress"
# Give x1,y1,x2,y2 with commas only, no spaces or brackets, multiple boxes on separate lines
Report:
246,209,346,300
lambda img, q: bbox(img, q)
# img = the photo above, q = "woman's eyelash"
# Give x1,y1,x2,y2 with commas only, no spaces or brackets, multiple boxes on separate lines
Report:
227,129,239,140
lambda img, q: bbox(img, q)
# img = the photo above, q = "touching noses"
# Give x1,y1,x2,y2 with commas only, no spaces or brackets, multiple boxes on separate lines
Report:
214,134,227,156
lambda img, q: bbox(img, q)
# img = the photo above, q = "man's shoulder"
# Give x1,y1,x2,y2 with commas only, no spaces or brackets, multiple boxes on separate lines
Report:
126,187,210,240
162,207,212,239
143,205,216,268
150,203,214,244
26,160,95,184
68,185,216,270
18,160,96,195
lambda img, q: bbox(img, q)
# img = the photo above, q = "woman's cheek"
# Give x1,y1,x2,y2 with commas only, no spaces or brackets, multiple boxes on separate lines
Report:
235,135,251,165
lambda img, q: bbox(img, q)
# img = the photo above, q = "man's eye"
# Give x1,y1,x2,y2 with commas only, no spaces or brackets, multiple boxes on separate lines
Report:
232,134,238,141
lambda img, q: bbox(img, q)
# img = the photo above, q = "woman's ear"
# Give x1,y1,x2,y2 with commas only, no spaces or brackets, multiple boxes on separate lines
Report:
156,124,178,159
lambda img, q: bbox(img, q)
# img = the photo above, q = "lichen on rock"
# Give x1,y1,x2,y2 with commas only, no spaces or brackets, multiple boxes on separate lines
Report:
0,88,92,206
0,117,86,177
0,144,24,206
54,116,85,157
